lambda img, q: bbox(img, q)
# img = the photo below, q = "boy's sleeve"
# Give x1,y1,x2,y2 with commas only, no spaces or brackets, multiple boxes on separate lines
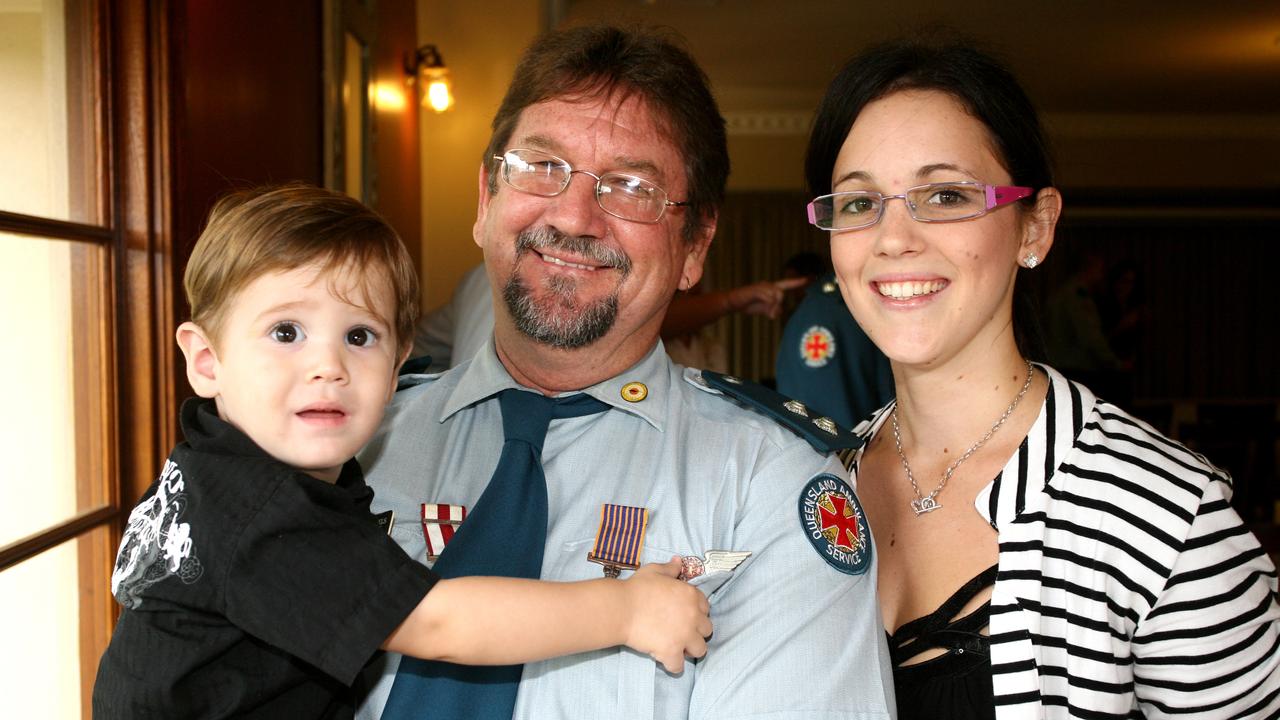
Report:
224,475,438,685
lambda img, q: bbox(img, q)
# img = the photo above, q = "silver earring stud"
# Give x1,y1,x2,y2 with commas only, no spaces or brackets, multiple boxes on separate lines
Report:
1023,253,1039,269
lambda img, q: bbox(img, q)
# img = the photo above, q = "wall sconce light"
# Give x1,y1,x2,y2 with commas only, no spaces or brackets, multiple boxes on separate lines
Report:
406,44,454,113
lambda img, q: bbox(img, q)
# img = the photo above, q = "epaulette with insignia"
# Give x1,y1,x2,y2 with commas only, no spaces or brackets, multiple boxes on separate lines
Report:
696,369,864,454
395,372,436,393
399,355,433,375
396,355,441,392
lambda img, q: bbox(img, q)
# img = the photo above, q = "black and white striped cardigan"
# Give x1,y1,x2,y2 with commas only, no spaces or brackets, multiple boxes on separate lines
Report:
849,364,1280,718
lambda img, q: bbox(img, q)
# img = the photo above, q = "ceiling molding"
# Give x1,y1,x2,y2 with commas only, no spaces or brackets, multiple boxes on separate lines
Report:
723,111,811,136
1044,113,1280,140
721,110,1280,141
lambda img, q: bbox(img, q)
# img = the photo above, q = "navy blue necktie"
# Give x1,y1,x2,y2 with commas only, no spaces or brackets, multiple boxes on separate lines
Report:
380,389,609,720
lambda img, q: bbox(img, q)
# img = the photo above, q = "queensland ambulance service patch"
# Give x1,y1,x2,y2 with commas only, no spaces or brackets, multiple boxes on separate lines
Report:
799,474,871,575
800,325,836,368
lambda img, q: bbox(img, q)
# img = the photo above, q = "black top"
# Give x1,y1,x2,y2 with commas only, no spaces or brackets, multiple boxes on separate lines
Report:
890,565,998,720
93,398,438,719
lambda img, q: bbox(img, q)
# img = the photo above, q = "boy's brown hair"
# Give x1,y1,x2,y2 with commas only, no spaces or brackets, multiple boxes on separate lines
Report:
184,183,419,356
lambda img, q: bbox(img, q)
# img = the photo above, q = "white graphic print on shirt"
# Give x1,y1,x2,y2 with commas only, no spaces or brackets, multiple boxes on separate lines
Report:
111,458,203,609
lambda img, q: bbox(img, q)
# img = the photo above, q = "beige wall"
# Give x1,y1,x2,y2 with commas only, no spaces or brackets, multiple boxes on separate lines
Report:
726,133,810,192
416,0,541,310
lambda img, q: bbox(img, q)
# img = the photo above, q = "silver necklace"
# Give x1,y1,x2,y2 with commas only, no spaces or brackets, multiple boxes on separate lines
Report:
891,360,1035,517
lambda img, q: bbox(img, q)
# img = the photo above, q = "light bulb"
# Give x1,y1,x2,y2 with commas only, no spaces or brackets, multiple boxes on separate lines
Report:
426,78,453,113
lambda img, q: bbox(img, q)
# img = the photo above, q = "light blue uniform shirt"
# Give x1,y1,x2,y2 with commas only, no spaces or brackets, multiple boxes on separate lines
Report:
357,338,895,719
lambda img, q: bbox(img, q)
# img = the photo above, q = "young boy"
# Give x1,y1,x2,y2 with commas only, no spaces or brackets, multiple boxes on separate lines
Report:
92,184,711,718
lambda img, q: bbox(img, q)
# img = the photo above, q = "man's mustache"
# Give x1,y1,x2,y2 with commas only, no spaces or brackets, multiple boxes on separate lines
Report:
514,227,632,277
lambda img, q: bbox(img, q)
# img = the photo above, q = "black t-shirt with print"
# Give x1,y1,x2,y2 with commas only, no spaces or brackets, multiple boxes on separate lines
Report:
93,398,438,719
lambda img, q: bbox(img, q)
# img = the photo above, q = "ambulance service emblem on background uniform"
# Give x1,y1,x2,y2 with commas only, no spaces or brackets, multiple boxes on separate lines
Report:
800,326,836,368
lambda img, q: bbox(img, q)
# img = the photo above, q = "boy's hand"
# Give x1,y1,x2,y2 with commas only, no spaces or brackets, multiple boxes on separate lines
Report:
622,556,713,673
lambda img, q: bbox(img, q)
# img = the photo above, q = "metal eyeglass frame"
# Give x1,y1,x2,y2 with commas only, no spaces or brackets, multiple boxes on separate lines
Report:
806,182,1033,231
493,148,689,224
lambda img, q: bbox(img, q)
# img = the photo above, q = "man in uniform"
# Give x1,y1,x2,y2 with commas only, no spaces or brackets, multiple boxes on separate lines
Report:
358,25,894,720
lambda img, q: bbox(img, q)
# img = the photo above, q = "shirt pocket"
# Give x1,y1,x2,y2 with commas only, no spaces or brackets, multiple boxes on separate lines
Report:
555,536,681,579
555,536,739,597
552,537,698,719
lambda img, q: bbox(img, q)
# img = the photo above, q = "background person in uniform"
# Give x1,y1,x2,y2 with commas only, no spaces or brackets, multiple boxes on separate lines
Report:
805,37,1280,718
775,272,893,428
358,24,894,720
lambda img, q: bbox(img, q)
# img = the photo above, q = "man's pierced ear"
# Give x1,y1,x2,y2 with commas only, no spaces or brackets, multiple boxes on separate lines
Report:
176,321,221,399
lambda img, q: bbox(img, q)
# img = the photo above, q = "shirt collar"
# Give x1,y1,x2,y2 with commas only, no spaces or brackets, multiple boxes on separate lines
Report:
440,335,673,432
181,396,367,492
182,396,268,459
976,363,1096,529
852,364,1095,530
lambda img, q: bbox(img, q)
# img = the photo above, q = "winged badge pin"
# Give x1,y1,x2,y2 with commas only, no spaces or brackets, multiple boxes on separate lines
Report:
679,550,752,581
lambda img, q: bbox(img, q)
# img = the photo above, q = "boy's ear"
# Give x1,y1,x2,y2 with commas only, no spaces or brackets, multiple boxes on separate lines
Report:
176,321,221,398
387,344,413,401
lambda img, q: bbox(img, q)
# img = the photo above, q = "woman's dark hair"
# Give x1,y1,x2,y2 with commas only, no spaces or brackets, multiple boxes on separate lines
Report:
805,36,1054,357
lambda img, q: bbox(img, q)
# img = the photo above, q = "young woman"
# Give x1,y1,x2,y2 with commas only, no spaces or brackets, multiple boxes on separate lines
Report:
805,39,1280,718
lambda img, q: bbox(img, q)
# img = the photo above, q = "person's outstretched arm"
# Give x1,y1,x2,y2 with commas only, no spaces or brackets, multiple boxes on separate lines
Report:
661,278,808,338
383,557,710,673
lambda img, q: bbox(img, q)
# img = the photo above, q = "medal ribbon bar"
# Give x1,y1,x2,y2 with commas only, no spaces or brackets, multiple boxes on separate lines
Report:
421,503,466,561
587,503,648,577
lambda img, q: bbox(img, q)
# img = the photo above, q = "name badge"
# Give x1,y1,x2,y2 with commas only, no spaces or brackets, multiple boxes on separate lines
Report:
373,510,395,536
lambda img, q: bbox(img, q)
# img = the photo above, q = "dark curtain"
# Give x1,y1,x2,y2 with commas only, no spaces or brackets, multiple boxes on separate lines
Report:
1040,217,1278,401
706,191,830,382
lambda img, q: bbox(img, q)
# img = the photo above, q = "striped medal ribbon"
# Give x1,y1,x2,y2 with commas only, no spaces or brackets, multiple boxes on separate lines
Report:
421,503,467,562
586,504,649,577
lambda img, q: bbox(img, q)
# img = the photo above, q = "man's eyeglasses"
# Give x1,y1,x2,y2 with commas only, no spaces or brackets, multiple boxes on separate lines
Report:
806,182,1033,231
493,148,688,224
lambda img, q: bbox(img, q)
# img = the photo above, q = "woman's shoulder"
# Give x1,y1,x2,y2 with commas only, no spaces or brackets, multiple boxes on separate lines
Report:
1076,394,1231,498
838,400,895,473
993,366,1230,546
1038,364,1228,496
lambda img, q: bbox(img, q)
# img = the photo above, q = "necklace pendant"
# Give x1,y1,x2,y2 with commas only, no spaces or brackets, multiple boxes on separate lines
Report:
910,496,941,516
